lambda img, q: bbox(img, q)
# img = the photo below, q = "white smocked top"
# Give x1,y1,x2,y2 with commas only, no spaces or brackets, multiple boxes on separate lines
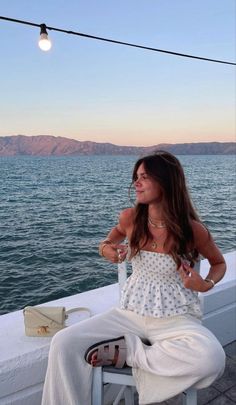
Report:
120,251,202,319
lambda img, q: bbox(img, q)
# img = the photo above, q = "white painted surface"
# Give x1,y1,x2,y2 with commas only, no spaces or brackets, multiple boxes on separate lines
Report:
0,251,235,405
0,284,120,404
200,251,236,345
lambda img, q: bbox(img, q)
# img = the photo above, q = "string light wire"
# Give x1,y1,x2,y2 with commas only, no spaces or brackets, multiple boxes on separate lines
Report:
0,15,235,65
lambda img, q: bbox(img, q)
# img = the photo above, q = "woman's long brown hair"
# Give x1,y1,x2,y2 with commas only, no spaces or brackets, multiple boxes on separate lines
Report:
129,151,202,266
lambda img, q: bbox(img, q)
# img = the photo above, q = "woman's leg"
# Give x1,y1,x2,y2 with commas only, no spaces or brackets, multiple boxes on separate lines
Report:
41,307,146,405
125,315,225,404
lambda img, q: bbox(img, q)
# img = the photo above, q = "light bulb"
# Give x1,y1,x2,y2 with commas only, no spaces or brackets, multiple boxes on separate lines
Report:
38,24,52,51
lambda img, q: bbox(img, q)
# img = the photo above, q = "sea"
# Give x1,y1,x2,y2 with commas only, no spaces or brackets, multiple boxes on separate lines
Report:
0,154,235,315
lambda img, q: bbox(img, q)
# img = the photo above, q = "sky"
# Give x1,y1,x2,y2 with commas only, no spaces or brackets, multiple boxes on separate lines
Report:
0,0,235,147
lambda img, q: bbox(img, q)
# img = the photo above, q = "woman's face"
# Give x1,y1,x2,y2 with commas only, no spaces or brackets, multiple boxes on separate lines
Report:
134,163,163,205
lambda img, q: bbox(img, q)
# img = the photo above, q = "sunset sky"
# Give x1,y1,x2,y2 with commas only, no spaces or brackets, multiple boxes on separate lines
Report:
0,0,235,146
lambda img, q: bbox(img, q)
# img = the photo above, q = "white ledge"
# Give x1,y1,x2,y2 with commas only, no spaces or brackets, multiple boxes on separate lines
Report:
0,251,235,405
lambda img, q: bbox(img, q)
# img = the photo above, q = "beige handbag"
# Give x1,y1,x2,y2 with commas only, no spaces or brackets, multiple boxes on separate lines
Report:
23,305,91,337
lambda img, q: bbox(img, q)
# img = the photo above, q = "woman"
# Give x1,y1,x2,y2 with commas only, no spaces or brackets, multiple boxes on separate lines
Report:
42,151,226,405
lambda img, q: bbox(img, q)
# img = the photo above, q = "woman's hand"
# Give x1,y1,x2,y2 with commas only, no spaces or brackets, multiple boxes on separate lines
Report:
102,243,128,264
179,262,212,292
99,209,133,264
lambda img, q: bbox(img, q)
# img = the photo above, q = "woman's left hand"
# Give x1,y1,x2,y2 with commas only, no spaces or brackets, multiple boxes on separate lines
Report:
179,262,211,292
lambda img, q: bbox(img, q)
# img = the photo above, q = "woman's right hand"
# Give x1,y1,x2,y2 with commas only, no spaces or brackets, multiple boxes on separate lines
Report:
102,243,128,263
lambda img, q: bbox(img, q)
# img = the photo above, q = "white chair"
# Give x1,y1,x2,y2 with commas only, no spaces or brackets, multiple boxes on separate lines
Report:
92,365,197,405
92,261,198,405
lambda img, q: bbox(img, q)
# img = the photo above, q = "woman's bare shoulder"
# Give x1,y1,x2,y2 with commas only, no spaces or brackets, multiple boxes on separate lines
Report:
119,207,135,225
191,220,225,264
191,220,209,245
116,208,135,236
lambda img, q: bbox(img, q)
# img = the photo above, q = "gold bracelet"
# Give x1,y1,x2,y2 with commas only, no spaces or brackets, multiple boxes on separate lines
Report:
100,243,109,257
99,239,113,257
205,278,215,289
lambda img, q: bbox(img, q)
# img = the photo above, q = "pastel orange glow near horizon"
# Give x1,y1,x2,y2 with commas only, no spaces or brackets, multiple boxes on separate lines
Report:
0,0,235,147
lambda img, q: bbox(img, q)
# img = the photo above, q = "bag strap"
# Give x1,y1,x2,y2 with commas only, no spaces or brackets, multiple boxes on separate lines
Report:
66,307,91,317
24,306,64,328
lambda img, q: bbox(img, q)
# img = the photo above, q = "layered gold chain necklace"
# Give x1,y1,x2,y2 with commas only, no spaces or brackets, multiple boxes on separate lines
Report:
148,216,166,229
148,216,166,250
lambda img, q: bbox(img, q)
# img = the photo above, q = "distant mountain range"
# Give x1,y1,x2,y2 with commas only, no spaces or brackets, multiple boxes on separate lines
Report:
0,135,235,156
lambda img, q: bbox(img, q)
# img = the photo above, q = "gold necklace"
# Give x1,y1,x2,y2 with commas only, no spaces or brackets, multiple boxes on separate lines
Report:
148,216,166,229
151,238,164,250
150,231,166,250
151,240,159,250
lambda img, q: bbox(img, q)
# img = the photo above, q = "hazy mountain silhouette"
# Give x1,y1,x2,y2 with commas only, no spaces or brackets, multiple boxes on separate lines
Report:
0,135,235,156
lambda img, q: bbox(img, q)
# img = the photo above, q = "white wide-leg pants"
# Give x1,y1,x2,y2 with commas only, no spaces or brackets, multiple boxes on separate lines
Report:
41,307,225,405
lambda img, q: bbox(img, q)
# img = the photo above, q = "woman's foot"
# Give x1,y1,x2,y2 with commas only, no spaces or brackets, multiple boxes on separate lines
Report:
85,336,126,368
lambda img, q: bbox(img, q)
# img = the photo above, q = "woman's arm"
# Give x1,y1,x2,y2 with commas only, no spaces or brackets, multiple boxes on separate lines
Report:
180,221,226,292
98,208,134,263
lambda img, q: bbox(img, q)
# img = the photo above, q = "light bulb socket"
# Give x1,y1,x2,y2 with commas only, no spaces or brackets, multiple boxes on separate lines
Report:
40,24,48,36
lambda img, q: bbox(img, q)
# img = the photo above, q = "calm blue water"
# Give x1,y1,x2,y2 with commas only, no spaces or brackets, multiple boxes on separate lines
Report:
0,155,235,315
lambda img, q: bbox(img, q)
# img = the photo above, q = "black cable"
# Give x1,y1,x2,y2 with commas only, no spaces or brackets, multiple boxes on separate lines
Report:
0,15,235,66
